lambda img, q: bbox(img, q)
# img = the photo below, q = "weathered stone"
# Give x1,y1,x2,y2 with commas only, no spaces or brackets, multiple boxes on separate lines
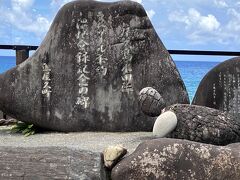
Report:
0,146,103,179
0,0,189,132
193,57,240,119
164,104,240,145
103,145,127,169
153,111,177,137
111,138,240,180
139,87,166,117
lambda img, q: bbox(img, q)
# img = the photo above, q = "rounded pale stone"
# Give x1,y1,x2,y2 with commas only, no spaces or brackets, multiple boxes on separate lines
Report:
139,87,166,117
153,111,177,137
103,145,127,169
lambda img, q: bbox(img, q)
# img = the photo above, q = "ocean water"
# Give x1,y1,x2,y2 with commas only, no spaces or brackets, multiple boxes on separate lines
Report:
175,61,219,102
0,56,16,73
0,56,219,102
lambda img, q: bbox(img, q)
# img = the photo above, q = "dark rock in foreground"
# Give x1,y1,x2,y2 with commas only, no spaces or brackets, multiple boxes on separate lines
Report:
163,104,240,145
112,138,240,180
193,57,240,119
0,0,188,132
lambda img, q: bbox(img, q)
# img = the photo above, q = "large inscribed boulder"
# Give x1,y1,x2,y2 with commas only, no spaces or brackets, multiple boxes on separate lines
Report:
193,57,240,119
0,0,188,131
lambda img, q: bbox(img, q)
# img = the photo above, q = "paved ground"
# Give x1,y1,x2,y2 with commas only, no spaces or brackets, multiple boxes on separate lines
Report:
0,126,153,153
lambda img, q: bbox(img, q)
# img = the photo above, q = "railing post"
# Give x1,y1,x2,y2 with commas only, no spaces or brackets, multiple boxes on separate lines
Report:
16,49,29,65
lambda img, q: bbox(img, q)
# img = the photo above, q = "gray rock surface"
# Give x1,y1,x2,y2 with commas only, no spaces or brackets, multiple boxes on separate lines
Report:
192,57,240,119
164,104,240,145
0,0,189,132
0,146,103,179
111,138,240,180
0,126,153,179
139,87,166,117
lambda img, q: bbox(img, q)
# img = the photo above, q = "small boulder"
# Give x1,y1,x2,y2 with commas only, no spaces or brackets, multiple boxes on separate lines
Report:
111,138,240,180
103,145,127,169
152,111,177,137
139,87,166,117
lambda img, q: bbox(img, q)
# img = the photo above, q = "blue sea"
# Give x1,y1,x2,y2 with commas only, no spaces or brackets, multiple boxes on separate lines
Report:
0,56,219,102
175,61,219,101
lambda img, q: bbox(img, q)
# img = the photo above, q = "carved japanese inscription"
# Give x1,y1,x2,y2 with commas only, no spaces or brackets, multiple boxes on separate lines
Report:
120,24,134,94
96,11,108,77
42,63,51,99
193,57,240,119
75,13,90,109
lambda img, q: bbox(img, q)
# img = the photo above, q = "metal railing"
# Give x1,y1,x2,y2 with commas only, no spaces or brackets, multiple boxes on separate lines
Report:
1,45,240,61
0,45,38,50
168,50,240,56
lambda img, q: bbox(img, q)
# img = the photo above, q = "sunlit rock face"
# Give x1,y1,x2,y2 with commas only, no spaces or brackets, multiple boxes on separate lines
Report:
0,0,189,132
111,138,240,180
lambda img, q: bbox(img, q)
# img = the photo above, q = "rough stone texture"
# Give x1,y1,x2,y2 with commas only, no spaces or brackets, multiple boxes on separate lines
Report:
0,0,189,132
164,104,240,145
112,138,240,180
139,87,166,117
0,126,153,179
0,147,103,180
152,111,177,137
192,57,240,119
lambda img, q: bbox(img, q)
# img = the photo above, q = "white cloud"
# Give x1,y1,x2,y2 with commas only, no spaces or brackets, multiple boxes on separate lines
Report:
169,8,220,33
214,0,228,8
11,0,34,10
199,14,220,32
168,8,222,45
226,9,240,33
167,4,240,47
0,0,50,38
147,9,155,19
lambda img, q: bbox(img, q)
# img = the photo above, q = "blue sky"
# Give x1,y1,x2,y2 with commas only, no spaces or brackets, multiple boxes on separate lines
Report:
0,0,239,61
